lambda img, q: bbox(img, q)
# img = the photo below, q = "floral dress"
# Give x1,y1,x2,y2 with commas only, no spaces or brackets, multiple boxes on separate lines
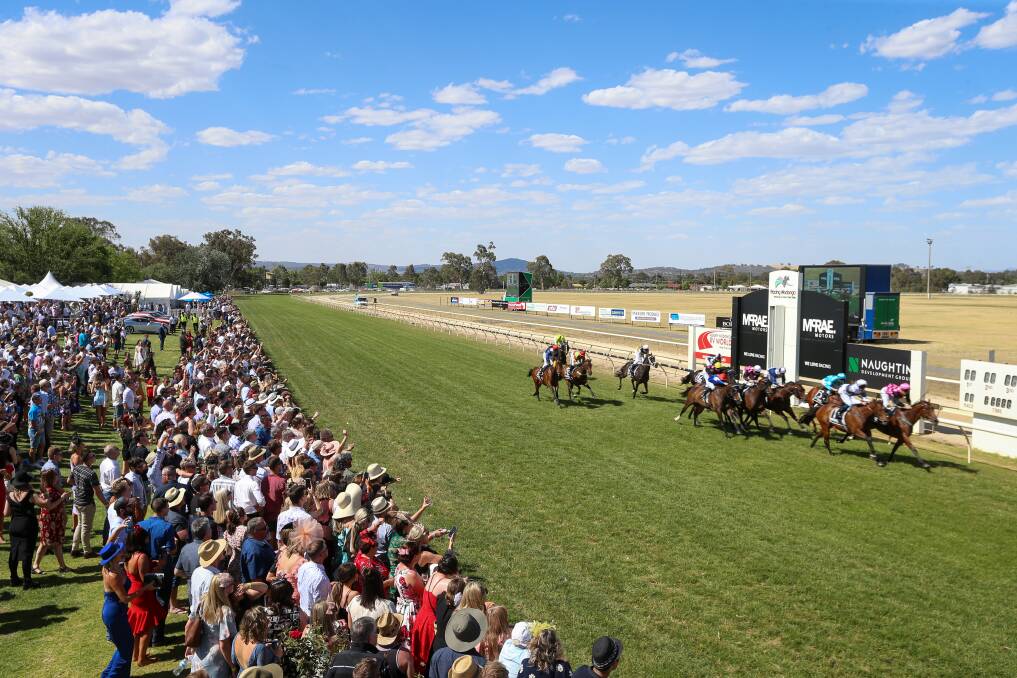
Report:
39,486,66,546
394,564,420,632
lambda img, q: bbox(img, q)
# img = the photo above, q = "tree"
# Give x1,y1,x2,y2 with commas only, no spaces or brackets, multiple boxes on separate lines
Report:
472,241,499,290
469,267,490,294
597,254,634,288
0,206,116,283
173,246,231,291
328,263,348,286
419,266,442,288
440,252,473,287
404,264,417,283
270,265,291,288
109,247,143,282
202,228,258,288
527,255,555,290
347,261,369,287
386,264,399,280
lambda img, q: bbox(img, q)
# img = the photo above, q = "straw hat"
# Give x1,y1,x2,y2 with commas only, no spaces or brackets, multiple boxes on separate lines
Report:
445,608,488,653
407,523,426,542
238,665,283,678
198,539,228,567
366,463,386,481
375,611,404,647
164,486,186,509
344,482,362,510
331,491,357,521
370,496,391,516
448,655,480,678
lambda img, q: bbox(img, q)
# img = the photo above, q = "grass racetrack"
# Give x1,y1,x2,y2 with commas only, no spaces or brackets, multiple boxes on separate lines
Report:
237,296,1016,676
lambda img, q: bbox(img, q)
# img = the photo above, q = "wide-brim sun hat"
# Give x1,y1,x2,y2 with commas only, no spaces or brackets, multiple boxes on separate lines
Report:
366,463,386,481
238,665,283,678
370,496,391,515
444,608,488,653
345,482,362,509
165,486,186,509
375,610,405,646
12,470,32,490
332,491,357,520
448,655,480,678
199,539,229,567
99,540,125,566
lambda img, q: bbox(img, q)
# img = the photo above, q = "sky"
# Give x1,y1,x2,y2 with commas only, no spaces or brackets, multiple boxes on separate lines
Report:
1,1,1016,271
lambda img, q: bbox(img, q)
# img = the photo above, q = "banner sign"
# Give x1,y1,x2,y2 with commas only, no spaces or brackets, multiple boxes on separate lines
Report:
716,316,733,329
449,296,459,305
846,344,911,390
668,312,706,326
797,290,848,379
570,305,596,317
508,302,526,311
490,300,508,309
631,310,661,323
732,289,768,370
694,328,732,365
598,307,626,319
545,303,570,315
459,297,479,306
527,302,548,312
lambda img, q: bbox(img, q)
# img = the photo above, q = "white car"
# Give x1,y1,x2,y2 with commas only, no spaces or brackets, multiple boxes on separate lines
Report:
353,296,368,308
123,312,172,334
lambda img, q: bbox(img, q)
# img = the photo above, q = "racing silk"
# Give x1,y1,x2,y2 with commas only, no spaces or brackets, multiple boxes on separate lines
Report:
821,374,844,391
706,373,726,388
881,384,904,408
542,347,555,367
743,366,762,381
767,367,785,386
632,350,649,366
837,383,864,407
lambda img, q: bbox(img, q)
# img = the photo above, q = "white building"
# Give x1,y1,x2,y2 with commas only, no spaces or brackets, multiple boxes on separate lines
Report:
948,283,991,294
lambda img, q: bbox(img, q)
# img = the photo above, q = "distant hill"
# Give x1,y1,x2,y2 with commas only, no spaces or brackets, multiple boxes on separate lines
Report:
258,258,531,274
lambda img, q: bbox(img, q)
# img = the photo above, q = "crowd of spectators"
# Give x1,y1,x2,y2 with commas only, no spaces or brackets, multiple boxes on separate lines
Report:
0,295,624,678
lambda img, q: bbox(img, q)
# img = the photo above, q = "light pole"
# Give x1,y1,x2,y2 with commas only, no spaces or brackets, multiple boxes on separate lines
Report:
926,238,933,299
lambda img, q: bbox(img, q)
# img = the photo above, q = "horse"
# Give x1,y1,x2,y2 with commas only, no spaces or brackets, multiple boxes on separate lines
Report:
564,358,596,401
529,348,566,405
614,353,657,398
739,379,778,431
799,387,842,428
675,382,745,436
764,382,807,432
845,400,940,468
809,399,890,459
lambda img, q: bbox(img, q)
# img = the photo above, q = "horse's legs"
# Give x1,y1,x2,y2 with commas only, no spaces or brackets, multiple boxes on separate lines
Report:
763,411,776,431
631,379,637,399
643,380,649,394
532,375,540,399
585,384,595,398
617,377,623,390
676,401,691,422
898,434,931,469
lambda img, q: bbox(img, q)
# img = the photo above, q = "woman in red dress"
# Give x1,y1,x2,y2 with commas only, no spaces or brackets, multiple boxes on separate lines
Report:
0,443,17,544
32,468,69,573
125,528,165,666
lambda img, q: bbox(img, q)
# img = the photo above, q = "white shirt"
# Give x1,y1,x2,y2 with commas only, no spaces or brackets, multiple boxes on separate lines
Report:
209,475,236,505
150,404,162,424
296,560,331,617
275,506,312,541
125,471,146,509
233,473,265,514
197,435,216,456
123,385,136,409
111,380,124,406
98,457,121,496
189,565,221,616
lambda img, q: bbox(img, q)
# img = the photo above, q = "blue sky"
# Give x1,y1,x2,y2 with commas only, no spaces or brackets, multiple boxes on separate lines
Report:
1,1,1016,270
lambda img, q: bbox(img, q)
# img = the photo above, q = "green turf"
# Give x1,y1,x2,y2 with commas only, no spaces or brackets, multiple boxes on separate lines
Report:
3,297,1016,676
235,296,1017,677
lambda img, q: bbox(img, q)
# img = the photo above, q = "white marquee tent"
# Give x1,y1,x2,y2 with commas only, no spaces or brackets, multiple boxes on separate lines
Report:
110,280,181,309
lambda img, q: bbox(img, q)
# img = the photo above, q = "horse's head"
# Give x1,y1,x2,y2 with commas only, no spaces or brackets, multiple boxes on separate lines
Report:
916,400,939,427
788,382,806,400
648,353,658,367
869,399,891,425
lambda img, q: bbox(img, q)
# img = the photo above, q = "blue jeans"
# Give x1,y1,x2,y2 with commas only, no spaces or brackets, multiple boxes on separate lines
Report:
102,593,134,677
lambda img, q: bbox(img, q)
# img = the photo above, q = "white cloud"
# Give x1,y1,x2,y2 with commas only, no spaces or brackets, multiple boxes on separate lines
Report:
583,68,745,110
992,89,1017,102
665,49,736,69
257,162,349,179
974,1,1017,49
0,151,107,188
564,158,605,174
475,78,513,92
526,133,587,153
887,90,924,112
197,127,274,147
342,137,373,145
385,108,500,151
192,172,232,182
204,182,391,215
432,83,487,105
638,141,691,171
961,191,1017,208
293,88,337,96
861,8,988,61
193,181,222,192
562,13,582,23
325,106,434,126
557,180,645,194
501,163,542,178
998,161,1017,177
125,184,187,202
352,160,413,172
784,114,845,126
683,127,844,165
606,135,636,145
0,88,169,169
747,203,811,216
512,67,581,96
727,83,868,114
0,5,245,98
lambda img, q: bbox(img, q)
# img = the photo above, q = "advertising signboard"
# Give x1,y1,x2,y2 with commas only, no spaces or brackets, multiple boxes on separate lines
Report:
545,303,570,315
490,300,508,309
692,328,732,366
459,297,479,306
508,302,526,311
668,312,706,326
716,316,733,329
846,344,912,390
797,290,848,379
631,310,662,323
731,289,768,370
598,307,626,320
449,296,459,305
527,302,548,312
570,305,596,317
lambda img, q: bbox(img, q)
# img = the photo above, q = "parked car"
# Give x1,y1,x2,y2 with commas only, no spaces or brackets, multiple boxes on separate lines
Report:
124,312,172,334
353,296,368,308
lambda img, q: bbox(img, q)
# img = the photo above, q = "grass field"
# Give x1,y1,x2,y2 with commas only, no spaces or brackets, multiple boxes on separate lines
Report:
3,296,1016,676
236,296,1016,676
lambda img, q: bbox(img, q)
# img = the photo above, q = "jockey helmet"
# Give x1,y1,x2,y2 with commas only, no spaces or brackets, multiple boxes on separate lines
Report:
854,379,867,388
777,367,786,374
551,344,559,350
754,365,762,371
837,373,846,380
899,383,911,392
641,345,649,352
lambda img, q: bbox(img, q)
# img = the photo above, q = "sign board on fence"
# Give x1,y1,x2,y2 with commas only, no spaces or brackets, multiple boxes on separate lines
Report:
490,300,508,309
846,344,912,390
731,289,768,370
508,302,526,311
797,290,848,379
691,328,732,366
527,302,548,312
631,310,661,323
598,307,626,320
571,305,596,317
668,312,705,326
449,296,459,305
459,297,479,306
545,303,570,315
716,316,733,329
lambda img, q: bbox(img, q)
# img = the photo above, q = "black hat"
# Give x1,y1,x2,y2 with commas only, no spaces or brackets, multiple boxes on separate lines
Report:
591,636,623,669
12,470,32,490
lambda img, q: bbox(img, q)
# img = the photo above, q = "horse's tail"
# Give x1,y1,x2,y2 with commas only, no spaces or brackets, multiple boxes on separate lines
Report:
799,408,817,425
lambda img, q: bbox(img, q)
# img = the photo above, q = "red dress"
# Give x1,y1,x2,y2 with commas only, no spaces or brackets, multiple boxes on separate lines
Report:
411,590,438,676
39,486,66,546
126,553,166,635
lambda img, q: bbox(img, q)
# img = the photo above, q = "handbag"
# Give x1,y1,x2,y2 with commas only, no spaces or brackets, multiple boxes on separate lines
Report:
184,614,204,648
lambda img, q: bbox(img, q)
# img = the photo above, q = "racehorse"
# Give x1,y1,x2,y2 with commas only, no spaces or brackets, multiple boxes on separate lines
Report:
529,348,565,405
844,400,940,468
564,358,596,401
799,387,842,428
764,382,806,432
809,399,890,458
675,381,745,435
614,354,657,398
738,380,771,430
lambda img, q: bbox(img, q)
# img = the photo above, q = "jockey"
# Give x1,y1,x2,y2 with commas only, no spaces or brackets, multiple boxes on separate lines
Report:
629,344,651,377
742,364,764,382
571,348,587,368
835,379,867,421
822,372,847,392
538,343,559,379
703,369,728,399
880,383,911,412
766,366,786,387
555,334,569,359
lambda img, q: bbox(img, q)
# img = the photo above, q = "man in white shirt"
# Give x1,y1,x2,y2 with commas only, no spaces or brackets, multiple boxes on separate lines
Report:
124,457,148,518
189,539,228,616
233,459,265,517
275,484,312,542
209,458,237,505
110,376,125,420
122,381,136,415
196,424,216,458
296,539,331,618
98,444,121,501
149,395,163,425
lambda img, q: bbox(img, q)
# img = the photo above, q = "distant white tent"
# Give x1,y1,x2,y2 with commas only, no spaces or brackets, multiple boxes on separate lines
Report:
29,271,64,297
0,287,36,303
178,291,212,302
0,278,13,288
35,285,86,301
73,284,110,299
110,281,181,308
